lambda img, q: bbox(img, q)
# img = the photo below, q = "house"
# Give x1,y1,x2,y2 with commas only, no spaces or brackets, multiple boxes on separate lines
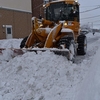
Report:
0,5,32,39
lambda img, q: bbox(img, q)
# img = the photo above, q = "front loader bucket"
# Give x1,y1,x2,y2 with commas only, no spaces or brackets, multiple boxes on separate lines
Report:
26,48,70,59
0,47,71,60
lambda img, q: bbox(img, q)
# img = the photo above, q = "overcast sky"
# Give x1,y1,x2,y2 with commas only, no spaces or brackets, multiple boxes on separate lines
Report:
79,0,100,27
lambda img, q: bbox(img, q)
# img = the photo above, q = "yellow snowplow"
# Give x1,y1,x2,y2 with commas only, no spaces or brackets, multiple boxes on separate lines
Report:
19,0,87,61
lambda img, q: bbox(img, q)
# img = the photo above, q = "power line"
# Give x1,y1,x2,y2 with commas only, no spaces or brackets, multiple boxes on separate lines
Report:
33,3,43,10
92,20,100,23
81,15,100,20
80,6,100,13
80,5,100,8
94,24,100,25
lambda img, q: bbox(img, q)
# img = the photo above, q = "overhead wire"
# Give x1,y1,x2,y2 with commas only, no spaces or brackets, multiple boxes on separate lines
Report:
80,5,100,23
81,5,100,8
80,6,100,13
92,20,100,23
76,4,100,26
81,15,100,20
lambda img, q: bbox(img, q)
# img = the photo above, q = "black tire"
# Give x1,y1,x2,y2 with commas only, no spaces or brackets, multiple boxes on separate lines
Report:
77,34,87,55
20,36,28,48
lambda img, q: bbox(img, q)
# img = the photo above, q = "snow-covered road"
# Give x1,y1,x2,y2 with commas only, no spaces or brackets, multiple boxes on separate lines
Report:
74,36,100,100
75,32,100,64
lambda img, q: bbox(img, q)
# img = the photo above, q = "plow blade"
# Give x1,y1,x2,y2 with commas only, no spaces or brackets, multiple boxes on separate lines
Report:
0,48,70,59
26,48,70,59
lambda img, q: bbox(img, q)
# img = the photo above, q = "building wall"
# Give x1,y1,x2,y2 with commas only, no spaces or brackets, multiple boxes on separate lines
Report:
31,0,54,18
0,0,31,12
0,8,32,39
31,0,43,18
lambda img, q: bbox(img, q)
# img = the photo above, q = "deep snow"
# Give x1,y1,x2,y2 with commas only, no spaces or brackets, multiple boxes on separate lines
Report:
0,32,100,100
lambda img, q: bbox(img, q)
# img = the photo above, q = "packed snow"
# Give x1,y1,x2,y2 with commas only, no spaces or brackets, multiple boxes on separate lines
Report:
0,32,100,100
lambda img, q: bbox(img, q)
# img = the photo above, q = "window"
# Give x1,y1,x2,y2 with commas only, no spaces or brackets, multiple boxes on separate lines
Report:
7,27,11,34
6,25,12,35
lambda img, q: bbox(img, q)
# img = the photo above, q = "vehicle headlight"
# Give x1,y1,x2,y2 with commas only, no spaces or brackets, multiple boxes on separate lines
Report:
64,22,67,26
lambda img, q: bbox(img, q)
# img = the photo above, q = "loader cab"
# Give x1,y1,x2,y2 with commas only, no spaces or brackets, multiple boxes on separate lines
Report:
44,0,80,39
45,1,80,22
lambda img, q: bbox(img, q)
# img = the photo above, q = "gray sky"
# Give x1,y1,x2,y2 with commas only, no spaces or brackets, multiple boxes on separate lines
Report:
79,0,100,27
0,0,31,12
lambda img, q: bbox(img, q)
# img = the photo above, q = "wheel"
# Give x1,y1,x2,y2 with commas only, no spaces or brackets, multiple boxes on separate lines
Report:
77,34,87,55
20,36,28,48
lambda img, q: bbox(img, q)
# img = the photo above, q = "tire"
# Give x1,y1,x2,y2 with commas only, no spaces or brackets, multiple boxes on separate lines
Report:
20,36,28,48
77,34,87,55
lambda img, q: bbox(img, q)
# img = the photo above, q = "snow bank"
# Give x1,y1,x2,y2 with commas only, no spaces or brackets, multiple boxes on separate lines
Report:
0,39,22,48
0,50,91,100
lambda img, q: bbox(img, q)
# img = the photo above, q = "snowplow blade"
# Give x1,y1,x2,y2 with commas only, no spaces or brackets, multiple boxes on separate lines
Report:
26,48,70,58
0,48,70,60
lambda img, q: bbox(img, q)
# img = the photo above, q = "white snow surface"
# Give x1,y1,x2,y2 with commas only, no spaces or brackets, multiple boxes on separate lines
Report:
0,32,100,100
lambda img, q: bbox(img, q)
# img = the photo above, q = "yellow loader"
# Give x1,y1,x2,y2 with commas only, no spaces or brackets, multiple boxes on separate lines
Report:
20,0,87,61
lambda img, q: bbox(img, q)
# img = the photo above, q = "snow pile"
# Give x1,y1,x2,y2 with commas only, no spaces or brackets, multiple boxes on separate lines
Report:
0,49,14,62
0,50,91,100
0,32,100,100
0,39,22,48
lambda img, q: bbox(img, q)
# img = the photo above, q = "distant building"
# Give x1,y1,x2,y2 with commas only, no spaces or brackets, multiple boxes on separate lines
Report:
0,0,31,12
0,7,32,39
31,0,53,18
